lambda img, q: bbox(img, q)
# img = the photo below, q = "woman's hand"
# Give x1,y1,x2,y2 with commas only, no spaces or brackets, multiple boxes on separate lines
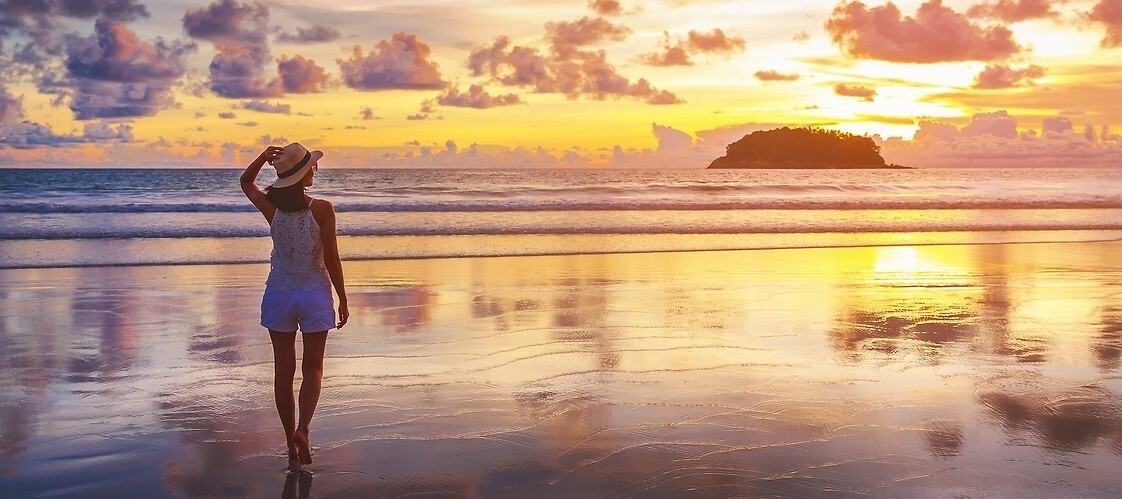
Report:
261,146,285,165
336,301,349,329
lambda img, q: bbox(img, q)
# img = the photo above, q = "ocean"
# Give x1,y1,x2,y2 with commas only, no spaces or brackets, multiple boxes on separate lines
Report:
2,167,1122,268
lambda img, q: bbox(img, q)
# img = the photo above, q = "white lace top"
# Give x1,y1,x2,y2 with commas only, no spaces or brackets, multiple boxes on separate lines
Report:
265,198,331,291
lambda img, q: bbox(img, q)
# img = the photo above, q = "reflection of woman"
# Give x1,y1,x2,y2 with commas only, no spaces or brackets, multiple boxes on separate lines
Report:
240,143,349,467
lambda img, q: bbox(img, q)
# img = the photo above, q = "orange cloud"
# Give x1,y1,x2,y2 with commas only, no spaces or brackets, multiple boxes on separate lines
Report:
1090,0,1122,48
638,29,745,67
967,0,1060,22
755,70,801,81
436,85,522,108
972,64,1045,89
467,36,682,104
835,83,876,101
825,0,1021,62
545,16,630,57
588,0,624,16
337,33,446,91
277,55,327,93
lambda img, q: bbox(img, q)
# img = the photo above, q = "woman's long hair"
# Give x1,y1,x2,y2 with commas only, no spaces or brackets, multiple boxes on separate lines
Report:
266,184,307,213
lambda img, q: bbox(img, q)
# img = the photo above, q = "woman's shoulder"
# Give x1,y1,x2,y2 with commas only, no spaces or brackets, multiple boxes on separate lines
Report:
309,197,334,211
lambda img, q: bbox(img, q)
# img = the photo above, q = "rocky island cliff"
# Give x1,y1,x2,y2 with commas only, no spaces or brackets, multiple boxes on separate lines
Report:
707,127,907,169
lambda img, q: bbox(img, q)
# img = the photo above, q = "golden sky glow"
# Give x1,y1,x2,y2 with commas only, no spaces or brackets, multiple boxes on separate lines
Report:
1,0,1120,167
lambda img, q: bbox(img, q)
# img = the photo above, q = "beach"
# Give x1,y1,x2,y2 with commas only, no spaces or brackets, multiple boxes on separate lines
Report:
3,241,1122,497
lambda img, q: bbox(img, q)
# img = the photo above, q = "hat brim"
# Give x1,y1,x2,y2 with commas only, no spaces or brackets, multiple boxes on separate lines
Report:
270,150,323,188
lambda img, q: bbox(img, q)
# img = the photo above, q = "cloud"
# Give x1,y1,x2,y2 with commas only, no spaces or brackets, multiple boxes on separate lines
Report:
652,123,693,151
241,99,290,114
55,19,196,119
470,35,682,104
359,107,381,120
218,111,236,119
1042,115,1073,134
834,83,876,101
972,64,1045,89
755,70,801,81
406,113,429,120
1,119,133,149
588,0,623,15
236,121,258,126
638,29,745,67
182,0,266,45
883,111,1122,167
685,29,746,54
1,85,25,124
1090,0,1122,48
436,85,522,108
793,30,811,42
276,55,326,93
337,33,446,91
961,109,1017,138
184,0,326,98
275,24,341,44
967,0,1060,22
825,0,1021,62
545,16,630,56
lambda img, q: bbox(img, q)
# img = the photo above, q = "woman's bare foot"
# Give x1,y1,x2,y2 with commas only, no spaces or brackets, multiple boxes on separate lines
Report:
292,427,312,465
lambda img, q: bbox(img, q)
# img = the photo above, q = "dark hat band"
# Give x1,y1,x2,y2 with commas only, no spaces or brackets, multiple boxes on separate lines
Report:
277,151,312,179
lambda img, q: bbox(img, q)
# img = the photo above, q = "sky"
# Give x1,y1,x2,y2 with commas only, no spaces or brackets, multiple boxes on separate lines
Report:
0,0,1120,167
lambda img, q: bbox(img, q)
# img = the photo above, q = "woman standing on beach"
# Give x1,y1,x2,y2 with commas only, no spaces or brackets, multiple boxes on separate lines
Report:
240,143,349,466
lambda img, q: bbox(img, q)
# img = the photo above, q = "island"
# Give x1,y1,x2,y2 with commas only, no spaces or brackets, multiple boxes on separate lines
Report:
707,127,907,169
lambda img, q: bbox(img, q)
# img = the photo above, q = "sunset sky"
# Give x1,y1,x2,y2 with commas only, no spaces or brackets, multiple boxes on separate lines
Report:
1,0,1120,167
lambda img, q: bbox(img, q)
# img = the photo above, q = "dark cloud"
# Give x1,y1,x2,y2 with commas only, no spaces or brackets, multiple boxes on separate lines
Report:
405,113,429,120
834,83,876,101
0,119,132,148
638,29,745,67
182,0,266,46
337,33,445,91
0,84,25,123
755,70,800,81
275,24,340,44
588,0,623,15
825,0,1021,62
1090,0,1122,48
967,0,1060,22
276,54,326,93
217,111,236,118
359,106,381,120
54,19,196,119
468,36,682,105
241,99,289,114
436,84,522,108
184,0,325,98
972,64,1044,89
55,0,148,21
236,120,258,126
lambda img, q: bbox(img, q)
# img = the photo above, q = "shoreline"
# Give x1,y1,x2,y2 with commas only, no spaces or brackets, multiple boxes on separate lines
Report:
3,230,1122,270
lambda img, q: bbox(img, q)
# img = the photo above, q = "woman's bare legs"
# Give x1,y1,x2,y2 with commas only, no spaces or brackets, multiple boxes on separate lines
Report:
269,330,299,459
293,331,328,464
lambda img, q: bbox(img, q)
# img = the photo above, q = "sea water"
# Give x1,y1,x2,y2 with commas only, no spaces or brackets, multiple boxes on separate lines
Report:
1,167,1121,267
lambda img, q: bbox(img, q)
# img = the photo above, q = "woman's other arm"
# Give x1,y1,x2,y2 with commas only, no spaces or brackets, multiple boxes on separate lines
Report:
316,200,349,329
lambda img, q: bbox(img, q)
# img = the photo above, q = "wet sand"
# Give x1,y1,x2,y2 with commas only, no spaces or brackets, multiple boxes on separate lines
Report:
2,241,1122,497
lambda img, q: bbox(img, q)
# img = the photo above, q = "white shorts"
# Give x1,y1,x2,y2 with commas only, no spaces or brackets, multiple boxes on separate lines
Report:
261,286,335,333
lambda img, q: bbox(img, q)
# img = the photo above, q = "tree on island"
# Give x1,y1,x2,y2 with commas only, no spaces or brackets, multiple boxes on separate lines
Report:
708,127,905,169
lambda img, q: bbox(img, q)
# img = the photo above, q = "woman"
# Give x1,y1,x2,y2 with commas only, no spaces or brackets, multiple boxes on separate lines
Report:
240,143,349,467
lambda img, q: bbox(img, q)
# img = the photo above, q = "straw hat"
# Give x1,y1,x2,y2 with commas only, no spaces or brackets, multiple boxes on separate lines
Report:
271,142,323,188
